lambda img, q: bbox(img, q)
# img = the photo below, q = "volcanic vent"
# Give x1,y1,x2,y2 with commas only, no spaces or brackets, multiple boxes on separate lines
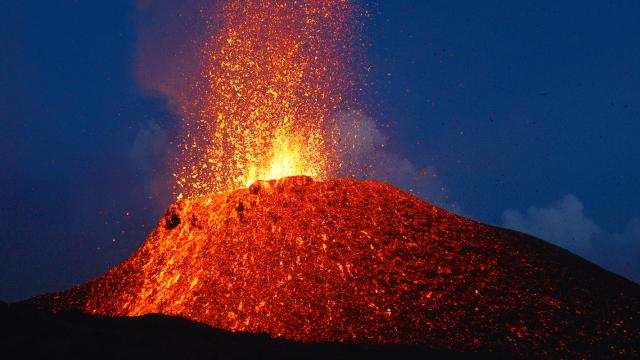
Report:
32,176,639,357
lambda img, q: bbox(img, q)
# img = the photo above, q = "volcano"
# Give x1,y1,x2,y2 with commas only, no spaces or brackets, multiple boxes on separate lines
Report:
28,176,639,358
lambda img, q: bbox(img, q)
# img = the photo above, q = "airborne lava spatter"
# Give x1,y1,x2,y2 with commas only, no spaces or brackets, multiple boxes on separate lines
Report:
32,177,640,358
175,0,362,197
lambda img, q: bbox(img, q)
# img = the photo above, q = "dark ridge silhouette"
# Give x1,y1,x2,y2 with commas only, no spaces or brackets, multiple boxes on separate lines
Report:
2,301,503,359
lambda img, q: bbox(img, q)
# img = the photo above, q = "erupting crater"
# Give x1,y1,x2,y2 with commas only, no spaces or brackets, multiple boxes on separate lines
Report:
31,176,640,358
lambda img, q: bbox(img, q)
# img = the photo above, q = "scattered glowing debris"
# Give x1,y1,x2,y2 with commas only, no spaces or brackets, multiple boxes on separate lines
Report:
175,1,362,197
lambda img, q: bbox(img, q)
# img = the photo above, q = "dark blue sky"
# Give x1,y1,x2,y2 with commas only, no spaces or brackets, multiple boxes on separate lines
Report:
1,1,639,301
369,1,640,227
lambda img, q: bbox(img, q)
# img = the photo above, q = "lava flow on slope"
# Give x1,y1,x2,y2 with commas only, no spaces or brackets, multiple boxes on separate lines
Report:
31,176,639,358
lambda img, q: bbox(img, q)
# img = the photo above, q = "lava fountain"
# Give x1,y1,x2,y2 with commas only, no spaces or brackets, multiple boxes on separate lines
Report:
175,0,362,197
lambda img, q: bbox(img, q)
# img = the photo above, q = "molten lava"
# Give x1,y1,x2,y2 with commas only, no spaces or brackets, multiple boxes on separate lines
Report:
175,1,361,197
33,177,640,358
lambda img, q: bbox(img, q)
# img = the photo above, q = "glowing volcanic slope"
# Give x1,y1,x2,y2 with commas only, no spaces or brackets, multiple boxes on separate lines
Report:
32,176,639,358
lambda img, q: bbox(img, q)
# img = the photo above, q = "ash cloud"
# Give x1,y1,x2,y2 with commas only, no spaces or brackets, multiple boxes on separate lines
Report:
129,121,175,210
131,1,218,204
502,194,640,283
134,0,217,113
330,111,454,210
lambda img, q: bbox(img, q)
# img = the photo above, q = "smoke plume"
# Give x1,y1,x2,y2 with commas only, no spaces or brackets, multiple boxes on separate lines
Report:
330,110,451,208
503,194,640,283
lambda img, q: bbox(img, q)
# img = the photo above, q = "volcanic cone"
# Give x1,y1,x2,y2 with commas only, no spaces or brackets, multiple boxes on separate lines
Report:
31,176,640,358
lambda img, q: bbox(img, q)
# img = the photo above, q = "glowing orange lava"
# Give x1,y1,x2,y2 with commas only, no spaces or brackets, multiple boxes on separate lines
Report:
32,177,640,358
175,0,361,196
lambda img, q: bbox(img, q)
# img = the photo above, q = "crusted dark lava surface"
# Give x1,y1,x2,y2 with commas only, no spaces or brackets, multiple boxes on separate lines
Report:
29,176,640,358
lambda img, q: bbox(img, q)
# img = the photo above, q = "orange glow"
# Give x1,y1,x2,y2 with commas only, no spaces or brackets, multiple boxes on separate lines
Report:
31,176,640,358
175,0,360,196
243,131,319,187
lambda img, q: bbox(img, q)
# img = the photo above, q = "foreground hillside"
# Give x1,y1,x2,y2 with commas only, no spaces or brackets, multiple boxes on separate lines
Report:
1,301,496,359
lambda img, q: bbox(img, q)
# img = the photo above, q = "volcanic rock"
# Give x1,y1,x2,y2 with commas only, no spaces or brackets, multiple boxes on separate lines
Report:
29,176,640,358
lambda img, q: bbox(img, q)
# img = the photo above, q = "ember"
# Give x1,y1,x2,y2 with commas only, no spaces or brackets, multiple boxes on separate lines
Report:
32,177,640,358
175,0,362,197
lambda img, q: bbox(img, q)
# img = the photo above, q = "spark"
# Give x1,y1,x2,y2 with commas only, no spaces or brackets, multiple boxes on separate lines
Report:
175,0,361,196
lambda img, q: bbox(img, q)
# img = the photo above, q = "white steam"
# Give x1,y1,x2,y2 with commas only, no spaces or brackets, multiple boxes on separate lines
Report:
330,110,452,209
503,194,640,283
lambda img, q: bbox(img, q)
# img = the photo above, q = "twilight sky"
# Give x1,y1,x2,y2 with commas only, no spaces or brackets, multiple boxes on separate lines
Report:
1,0,639,301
